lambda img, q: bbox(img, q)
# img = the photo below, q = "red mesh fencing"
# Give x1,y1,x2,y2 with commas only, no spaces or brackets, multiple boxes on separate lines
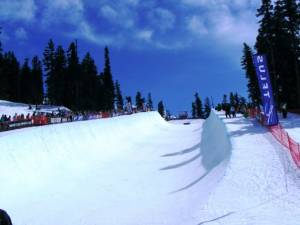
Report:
248,108,300,168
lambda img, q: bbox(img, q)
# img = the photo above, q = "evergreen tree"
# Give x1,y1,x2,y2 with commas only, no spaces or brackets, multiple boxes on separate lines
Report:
126,96,132,104
204,97,211,118
274,0,300,108
0,27,2,55
115,80,123,111
222,94,227,110
53,45,67,105
81,52,99,110
19,59,31,104
31,56,44,104
254,0,300,108
147,93,153,110
256,0,274,55
0,28,3,99
255,0,277,96
192,102,196,118
283,0,300,107
135,91,144,111
241,43,261,105
96,72,105,110
194,93,203,118
229,92,235,106
234,92,240,108
66,41,81,110
158,101,165,118
43,39,56,104
0,52,20,101
0,52,9,100
102,47,115,111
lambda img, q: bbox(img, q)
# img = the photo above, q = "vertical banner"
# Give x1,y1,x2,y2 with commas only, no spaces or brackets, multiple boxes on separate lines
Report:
252,54,278,126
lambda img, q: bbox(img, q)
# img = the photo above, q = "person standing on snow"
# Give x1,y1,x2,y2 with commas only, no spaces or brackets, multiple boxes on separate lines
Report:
230,105,236,118
281,102,288,119
0,209,12,225
225,104,231,118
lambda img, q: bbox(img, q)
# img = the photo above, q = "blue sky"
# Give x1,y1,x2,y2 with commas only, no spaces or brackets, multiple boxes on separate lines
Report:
0,0,260,113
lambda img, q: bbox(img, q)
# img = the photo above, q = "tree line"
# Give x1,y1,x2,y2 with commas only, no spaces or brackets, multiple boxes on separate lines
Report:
0,32,158,112
242,0,300,109
42,40,118,111
191,93,212,119
215,92,247,112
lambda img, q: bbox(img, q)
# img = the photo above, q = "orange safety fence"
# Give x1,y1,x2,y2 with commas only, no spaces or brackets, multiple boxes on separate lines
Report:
248,108,300,168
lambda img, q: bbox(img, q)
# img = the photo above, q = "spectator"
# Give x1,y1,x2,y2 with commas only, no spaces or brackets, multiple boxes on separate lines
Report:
281,102,288,119
225,104,231,118
0,209,13,225
230,106,236,118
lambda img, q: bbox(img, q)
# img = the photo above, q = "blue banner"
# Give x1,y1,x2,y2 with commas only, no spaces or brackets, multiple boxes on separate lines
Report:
252,54,278,126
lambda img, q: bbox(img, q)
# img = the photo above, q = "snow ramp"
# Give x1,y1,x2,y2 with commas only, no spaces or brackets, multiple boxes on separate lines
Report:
0,111,232,225
197,113,300,225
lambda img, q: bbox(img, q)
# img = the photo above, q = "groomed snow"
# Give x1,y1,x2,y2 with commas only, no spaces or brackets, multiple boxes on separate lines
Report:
1,108,300,225
197,113,300,225
0,111,231,225
279,112,300,143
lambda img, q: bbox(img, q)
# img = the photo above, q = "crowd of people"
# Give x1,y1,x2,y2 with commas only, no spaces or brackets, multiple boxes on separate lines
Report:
0,113,31,123
0,103,153,132
224,104,237,118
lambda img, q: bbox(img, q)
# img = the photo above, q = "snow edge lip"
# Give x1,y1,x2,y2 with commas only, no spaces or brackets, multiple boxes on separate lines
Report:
199,109,232,174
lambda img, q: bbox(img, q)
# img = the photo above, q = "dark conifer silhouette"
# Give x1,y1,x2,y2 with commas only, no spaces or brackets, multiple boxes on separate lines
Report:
147,93,153,111
194,93,203,118
158,101,165,118
115,80,123,111
102,47,115,111
241,43,260,105
31,56,44,104
43,39,56,104
204,97,211,118
135,91,145,111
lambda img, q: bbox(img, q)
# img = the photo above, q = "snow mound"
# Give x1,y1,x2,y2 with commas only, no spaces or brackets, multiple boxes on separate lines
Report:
198,113,300,225
200,110,231,172
1,112,214,225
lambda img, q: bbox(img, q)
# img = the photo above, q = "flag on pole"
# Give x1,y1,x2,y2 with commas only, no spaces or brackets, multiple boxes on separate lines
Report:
252,54,278,126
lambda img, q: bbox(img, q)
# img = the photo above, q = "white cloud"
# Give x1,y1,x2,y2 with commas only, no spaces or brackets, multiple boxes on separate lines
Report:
185,0,258,47
76,22,113,45
99,4,135,28
188,16,208,35
136,30,153,42
0,0,37,22
41,0,84,26
100,5,118,20
148,8,176,31
181,0,211,7
48,0,83,10
0,0,260,50
15,27,28,40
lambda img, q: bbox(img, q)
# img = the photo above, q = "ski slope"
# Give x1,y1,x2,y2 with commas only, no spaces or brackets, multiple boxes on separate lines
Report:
1,109,300,225
0,111,232,225
197,113,300,225
279,112,300,143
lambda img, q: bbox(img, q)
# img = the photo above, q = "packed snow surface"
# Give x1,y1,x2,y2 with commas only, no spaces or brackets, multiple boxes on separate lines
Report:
0,112,231,225
1,108,300,225
280,112,300,143
197,113,300,225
